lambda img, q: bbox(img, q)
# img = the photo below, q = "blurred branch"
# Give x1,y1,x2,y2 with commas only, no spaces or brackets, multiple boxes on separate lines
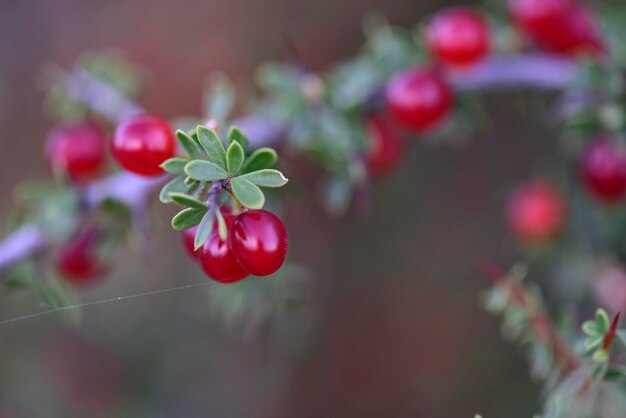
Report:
0,53,581,277
0,226,47,273
475,258,582,374
62,68,145,123
0,174,164,275
449,54,578,92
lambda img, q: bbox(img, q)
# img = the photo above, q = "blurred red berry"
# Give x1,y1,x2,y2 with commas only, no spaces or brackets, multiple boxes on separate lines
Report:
111,115,175,176
386,68,453,132
506,180,566,244
537,6,604,55
365,117,404,177
56,227,108,286
580,138,626,204
199,215,249,283
45,120,107,182
509,0,572,38
426,8,490,68
181,225,200,260
230,210,288,276
509,0,604,56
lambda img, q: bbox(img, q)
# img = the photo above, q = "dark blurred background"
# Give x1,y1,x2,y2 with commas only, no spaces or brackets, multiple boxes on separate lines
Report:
0,0,555,417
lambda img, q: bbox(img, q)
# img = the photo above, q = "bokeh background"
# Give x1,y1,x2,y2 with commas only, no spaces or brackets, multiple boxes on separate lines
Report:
0,0,557,416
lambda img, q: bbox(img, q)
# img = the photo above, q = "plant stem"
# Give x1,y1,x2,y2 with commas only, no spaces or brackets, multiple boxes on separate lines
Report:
0,53,582,275
475,258,582,374
449,54,578,92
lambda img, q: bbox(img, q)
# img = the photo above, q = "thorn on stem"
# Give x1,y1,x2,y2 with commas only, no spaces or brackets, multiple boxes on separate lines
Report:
602,311,621,351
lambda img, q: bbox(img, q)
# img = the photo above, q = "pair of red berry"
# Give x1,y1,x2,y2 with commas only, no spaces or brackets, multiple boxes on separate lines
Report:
46,114,177,180
182,209,288,283
385,8,491,133
509,0,604,56
506,139,626,246
368,8,491,173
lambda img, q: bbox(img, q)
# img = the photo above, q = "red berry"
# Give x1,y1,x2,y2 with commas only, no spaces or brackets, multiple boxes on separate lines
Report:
536,6,604,56
56,227,108,286
386,68,453,132
509,0,572,38
199,215,249,283
509,0,604,56
230,210,288,276
181,225,200,260
426,8,490,68
580,138,626,204
111,115,175,176
365,117,404,177
45,120,107,182
506,181,566,244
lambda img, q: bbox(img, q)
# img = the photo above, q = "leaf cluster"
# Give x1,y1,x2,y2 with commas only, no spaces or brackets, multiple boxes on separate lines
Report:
160,125,288,249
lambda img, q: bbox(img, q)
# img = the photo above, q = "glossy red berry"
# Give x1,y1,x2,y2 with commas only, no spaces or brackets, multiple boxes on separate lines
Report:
386,68,453,132
199,215,249,283
365,117,404,177
230,210,288,276
45,120,107,182
56,227,108,286
506,180,566,244
426,8,490,68
111,114,176,176
580,138,626,204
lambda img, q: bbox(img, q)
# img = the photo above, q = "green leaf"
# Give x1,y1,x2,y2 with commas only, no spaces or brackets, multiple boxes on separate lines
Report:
196,126,227,169
34,275,81,324
584,335,603,350
241,148,277,173
169,192,208,209
583,320,602,337
240,169,288,188
34,189,80,241
194,209,215,250
204,73,234,124
604,367,626,381
325,174,353,217
36,276,72,309
160,158,189,175
226,141,245,175
330,57,382,109
230,177,265,209
616,330,626,347
256,62,301,96
185,160,229,182
159,176,187,203
593,349,609,363
596,309,610,333
172,207,207,231
215,207,228,241
176,130,203,160
228,126,248,149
